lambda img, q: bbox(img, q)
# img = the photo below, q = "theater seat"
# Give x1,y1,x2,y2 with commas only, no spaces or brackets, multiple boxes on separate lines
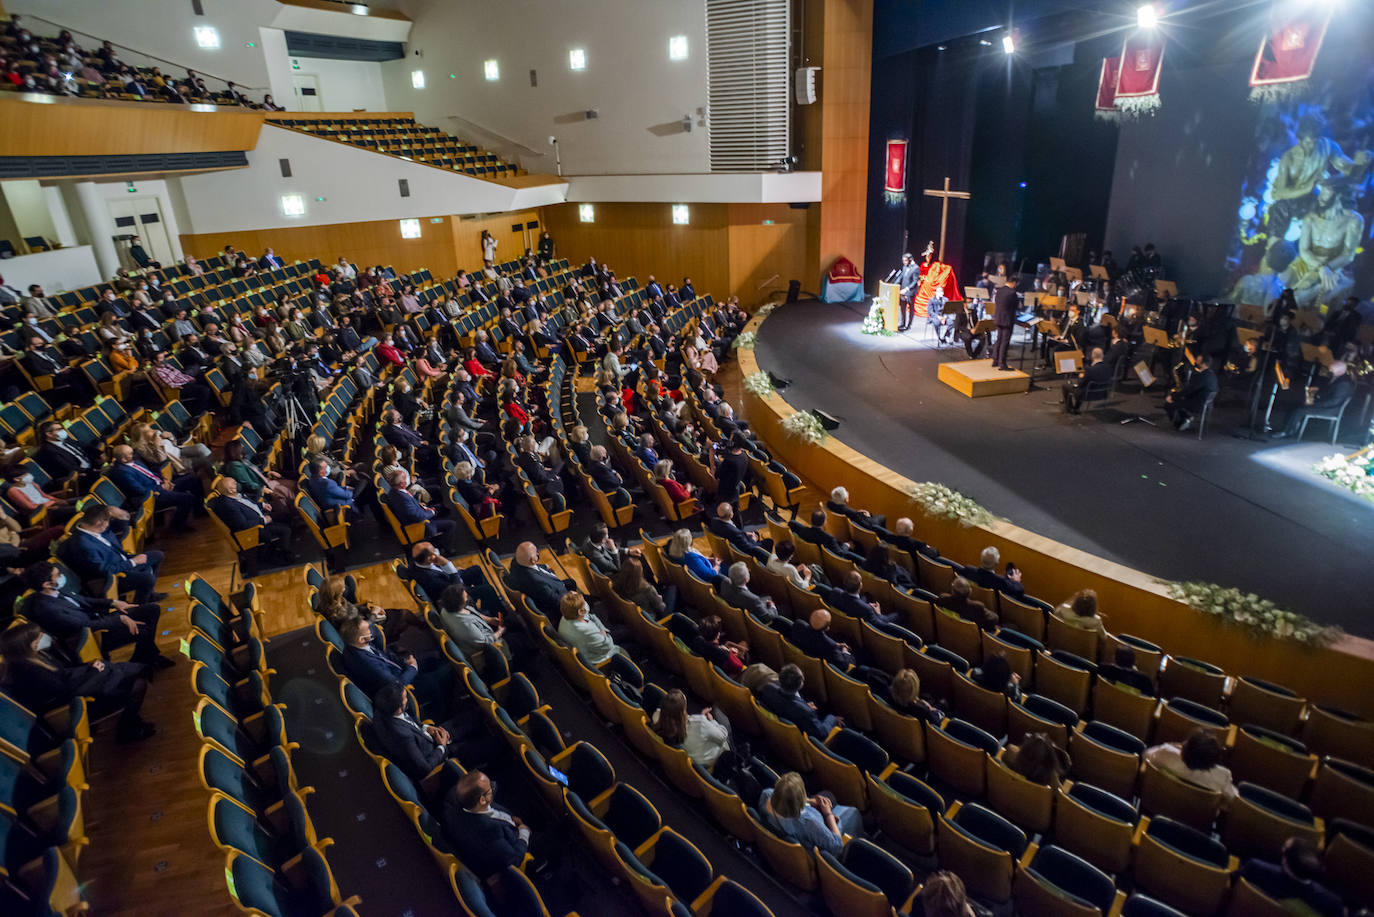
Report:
938,801,1031,903
1131,816,1237,916
1053,781,1139,875
816,837,915,917
1014,844,1123,917
865,771,942,856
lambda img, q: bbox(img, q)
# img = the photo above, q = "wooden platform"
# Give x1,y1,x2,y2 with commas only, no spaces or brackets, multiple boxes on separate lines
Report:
937,358,1030,398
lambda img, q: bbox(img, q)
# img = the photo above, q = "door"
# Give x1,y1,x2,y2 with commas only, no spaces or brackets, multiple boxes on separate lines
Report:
292,74,322,112
107,197,174,269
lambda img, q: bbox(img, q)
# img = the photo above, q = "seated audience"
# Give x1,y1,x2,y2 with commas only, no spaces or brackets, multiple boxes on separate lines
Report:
970,651,1022,701
665,528,718,581
651,688,731,770
1054,588,1105,633
758,662,841,739
1144,728,1237,802
1238,838,1343,916
1097,645,1154,694
758,770,861,854
1006,732,1071,787
936,576,998,630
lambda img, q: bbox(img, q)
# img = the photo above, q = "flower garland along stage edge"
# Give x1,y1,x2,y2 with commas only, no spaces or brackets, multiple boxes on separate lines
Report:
1313,448,1374,501
907,481,993,527
1164,581,1344,648
733,331,758,350
861,299,894,336
742,371,774,398
780,410,828,446
755,303,777,318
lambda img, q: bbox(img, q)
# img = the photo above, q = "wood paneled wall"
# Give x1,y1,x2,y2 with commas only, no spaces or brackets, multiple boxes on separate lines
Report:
541,202,731,301
541,202,815,306
181,216,463,280
0,96,264,157
178,208,544,282
815,0,872,274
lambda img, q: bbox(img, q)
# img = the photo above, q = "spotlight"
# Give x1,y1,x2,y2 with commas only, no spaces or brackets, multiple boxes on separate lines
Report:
937,45,947,51
1002,34,1016,54
979,39,993,46
1137,4,1159,29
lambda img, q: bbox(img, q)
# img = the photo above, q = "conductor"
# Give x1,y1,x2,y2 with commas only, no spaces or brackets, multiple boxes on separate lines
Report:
893,253,921,331
991,275,1019,370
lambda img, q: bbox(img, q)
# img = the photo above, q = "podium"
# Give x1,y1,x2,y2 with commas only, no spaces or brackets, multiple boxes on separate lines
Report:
877,282,900,332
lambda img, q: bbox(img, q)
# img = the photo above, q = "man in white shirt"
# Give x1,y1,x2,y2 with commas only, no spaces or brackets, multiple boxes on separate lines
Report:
336,257,356,281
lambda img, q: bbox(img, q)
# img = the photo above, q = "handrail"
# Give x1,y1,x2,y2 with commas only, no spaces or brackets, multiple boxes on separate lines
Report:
15,13,269,93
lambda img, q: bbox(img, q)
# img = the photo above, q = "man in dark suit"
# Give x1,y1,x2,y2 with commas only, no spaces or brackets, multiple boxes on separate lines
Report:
443,770,544,879
405,542,503,614
936,577,997,630
719,562,779,623
790,610,857,668
1273,360,1355,440
23,562,171,667
383,469,456,551
875,517,939,565
504,541,573,621
706,503,770,562
991,275,1019,370
712,435,751,507
825,486,885,530
893,253,921,332
304,458,359,515
21,335,93,400
515,436,563,499
1163,352,1219,432
793,509,863,563
59,506,165,603
817,571,897,626
757,663,841,740
960,546,1025,599
33,421,101,491
380,411,438,468
586,446,630,508
371,682,457,781
634,434,660,469
208,478,294,561
1096,646,1154,695
107,445,199,530
1062,347,1115,413
341,617,451,717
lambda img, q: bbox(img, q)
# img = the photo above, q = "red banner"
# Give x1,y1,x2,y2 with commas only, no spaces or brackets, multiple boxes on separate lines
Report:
1115,32,1165,116
884,139,907,194
1250,9,1331,99
1095,56,1121,120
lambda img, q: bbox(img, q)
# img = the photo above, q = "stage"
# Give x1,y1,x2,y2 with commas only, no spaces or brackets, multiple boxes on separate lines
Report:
754,300,1374,636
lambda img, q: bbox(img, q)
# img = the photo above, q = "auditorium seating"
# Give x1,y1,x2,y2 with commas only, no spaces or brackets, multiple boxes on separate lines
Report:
268,116,520,179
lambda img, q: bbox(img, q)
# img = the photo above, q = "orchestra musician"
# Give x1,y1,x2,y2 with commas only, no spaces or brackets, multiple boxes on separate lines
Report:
1039,304,1084,368
953,296,988,358
892,252,921,332
1163,351,1218,432
1271,360,1354,440
1062,347,1115,413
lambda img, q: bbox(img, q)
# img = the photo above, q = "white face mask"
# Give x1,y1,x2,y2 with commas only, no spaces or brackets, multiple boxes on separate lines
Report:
55,429,69,442
36,634,53,652
25,316,37,325
53,572,66,590
18,474,34,486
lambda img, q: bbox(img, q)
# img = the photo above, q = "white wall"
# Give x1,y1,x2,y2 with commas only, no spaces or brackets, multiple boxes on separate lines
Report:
0,246,102,294
381,0,709,176
288,56,388,112
1,181,58,244
171,125,567,234
82,178,187,262
565,172,822,204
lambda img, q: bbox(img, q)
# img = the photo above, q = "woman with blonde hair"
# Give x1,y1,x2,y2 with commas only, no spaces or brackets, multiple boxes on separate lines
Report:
759,771,861,853
131,420,212,480
653,459,694,505
665,527,717,580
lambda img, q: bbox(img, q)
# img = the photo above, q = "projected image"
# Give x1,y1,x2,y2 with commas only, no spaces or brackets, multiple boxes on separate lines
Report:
1227,70,1374,310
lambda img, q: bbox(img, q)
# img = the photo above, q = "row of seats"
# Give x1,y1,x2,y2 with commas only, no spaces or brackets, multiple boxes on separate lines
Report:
269,116,519,179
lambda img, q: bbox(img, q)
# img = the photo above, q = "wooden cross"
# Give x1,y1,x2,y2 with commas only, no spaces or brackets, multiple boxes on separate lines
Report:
923,176,971,263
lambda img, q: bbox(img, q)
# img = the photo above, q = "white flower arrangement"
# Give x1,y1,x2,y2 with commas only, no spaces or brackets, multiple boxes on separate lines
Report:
907,481,992,527
1165,581,1343,647
733,331,758,350
861,299,894,336
742,371,774,398
781,410,828,446
1313,450,1374,501
756,303,777,318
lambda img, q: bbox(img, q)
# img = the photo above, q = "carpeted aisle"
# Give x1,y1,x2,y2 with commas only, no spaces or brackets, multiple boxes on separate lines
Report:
755,299,1374,636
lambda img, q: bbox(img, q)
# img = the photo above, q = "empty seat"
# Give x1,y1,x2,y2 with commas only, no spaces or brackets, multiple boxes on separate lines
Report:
938,801,1029,903
1227,676,1305,736
1132,816,1237,916
1322,818,1374,906
1302,705,1374,763
1053,781,1138,875
1154,697,1229,747
1308,756,1374,829
1068,720,1144,800
926,717,1000,798
864,771,942,856
816,837,916,917
1158,655,1226,707
1035,650,1095,715
1221,782,1323,861
1228,725,1315,799
1014,844,1122,917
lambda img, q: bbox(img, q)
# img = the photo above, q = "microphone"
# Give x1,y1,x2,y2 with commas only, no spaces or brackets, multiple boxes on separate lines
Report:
884,269,899,282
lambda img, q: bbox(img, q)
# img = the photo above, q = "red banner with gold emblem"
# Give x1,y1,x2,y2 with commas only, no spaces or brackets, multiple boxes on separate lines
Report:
1115,32,1165,117
885,140,907,195
1250,9,1331,101
1095,56,1121,121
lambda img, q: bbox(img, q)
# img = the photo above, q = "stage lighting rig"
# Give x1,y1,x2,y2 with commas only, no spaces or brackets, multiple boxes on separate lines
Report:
1002,33,1016,54
1138,4,1159,29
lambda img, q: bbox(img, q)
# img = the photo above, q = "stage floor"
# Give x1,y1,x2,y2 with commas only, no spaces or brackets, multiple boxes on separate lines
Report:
756,300,1374,636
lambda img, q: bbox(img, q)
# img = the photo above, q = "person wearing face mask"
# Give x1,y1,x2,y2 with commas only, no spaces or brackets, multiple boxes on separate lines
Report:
33,421,102,491
1,463,77,531
108,443,201,531
60,505,165,603
21,561,170,669
340,616,453,718
0,622,157,744
376,335,405,367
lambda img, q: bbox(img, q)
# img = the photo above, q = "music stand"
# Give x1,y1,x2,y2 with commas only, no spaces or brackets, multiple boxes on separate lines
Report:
1050,256,1067,272
1089,265,1109,281
1054,349,1084,375
1064,266,1083,284
1235,303,1266,326
1291,309,1323,334
1154,279,1179,298
1300,343,1333,367
1075,290,1092,306
1142,325,1173,349
1100,312,1119,329
973,318,997,337
1235,326,1262,347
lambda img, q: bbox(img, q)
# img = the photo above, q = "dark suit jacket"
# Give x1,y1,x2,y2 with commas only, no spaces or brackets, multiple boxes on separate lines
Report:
719,580,775,620
793,523,861,562
960,566,1024,598
516,452,557,486
342,643,416,695
993,286,1019,329
504,562,568,619
108,461,165,502
936,593,996,630
22,349,65,378
386,488,433,525
758,683,831,740
789,620,853,668
34,441,95,479
60,530,136,577
23,591,119,640
209,495,266,531
1176,368,1218,413
1311,375,1355,410
442,799,528,878
818,586,880,624
305,475,354,510
407,563,463,604
374,711,444,781
706,517,762,555
588,460,624,493
382,423,424,451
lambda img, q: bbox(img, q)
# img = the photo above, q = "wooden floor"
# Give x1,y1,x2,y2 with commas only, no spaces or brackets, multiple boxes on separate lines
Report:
79,358,827,915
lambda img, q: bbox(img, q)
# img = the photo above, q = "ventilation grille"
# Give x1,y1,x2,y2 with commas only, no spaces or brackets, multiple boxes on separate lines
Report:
0,151,248,179
706,0,791,173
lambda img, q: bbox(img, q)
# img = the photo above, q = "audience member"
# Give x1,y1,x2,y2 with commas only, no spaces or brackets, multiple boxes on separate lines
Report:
1145,728,1237,802
758,771,861,854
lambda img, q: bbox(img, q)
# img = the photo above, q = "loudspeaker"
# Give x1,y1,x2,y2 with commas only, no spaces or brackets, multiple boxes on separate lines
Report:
786,280,800,303
767,371,791,391
795,66,820,104
788,202,811,210
398,179,410,198
279,158,291,178
811,409,840,431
